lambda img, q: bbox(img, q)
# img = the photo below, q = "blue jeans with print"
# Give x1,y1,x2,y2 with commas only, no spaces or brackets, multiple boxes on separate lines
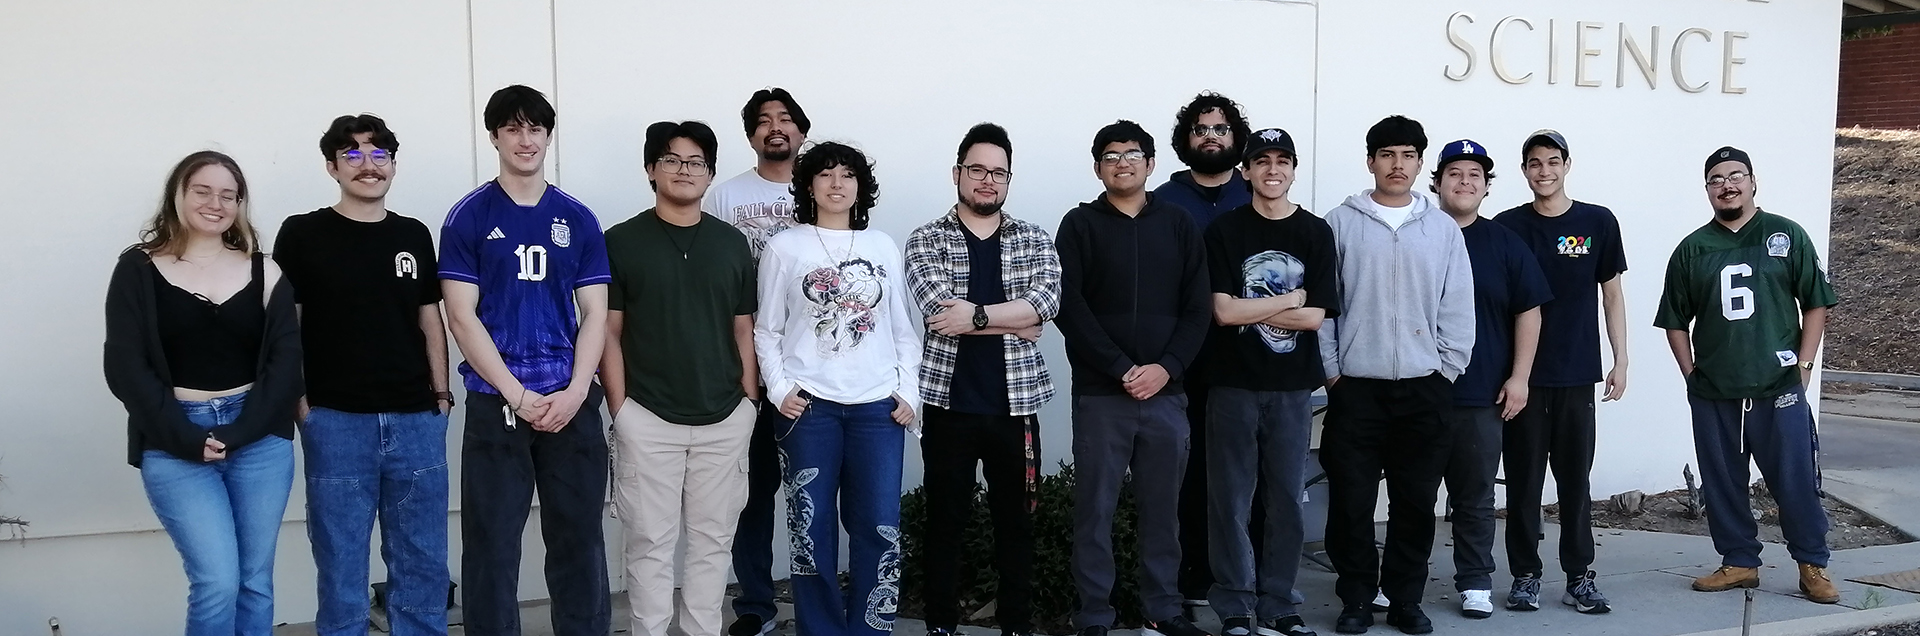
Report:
141,391,296,636
303,406,451,636
779,395,905,636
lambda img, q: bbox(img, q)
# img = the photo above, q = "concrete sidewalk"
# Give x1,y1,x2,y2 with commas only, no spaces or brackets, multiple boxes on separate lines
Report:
1819,389,1920,542
276,520,1920,636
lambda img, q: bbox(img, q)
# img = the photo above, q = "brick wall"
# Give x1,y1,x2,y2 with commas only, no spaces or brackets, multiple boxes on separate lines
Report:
1839,21,1920,129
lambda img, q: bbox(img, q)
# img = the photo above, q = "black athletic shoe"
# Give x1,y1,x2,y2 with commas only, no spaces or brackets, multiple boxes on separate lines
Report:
1144,615,1214,636
1223,616,1256,636
1383,606,1433,635
1335,605,1373,634
729,614,775,636
927,627,957,636
1262,614,1318,636
1078,625,1110,636
1562,570,1613,614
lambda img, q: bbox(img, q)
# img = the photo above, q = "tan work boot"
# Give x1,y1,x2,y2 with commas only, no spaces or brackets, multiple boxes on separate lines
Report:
1692,565,1760,591
1799,563,1841,604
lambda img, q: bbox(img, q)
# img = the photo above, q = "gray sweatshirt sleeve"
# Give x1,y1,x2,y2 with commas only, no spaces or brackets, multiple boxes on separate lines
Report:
1435,225,1476,381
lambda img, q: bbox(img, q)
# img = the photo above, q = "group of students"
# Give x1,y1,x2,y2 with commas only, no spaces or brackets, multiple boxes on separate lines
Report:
100,85,1839,636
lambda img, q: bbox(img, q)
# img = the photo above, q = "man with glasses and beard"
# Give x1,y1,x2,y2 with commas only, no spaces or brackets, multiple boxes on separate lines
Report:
1655,147,1839,605
1154,90,1257,617
905,123,1062,636
706,87,812,636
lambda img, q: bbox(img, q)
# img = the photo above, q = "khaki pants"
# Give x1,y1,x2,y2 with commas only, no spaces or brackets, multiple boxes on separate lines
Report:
612,397,756,636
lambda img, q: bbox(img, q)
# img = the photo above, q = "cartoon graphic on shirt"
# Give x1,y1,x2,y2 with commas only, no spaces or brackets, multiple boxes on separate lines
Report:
802,257,886,356
1242,250,1307,353
867,525,903,631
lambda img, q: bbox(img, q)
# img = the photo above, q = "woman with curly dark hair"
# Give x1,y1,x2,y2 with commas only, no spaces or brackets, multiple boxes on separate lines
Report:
752,141,922,636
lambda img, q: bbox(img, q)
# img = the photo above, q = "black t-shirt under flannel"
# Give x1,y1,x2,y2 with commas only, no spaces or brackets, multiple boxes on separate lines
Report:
948,227,1010,415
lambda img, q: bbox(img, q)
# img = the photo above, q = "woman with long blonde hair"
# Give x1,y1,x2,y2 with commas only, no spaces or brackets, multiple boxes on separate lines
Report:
104,150,303,635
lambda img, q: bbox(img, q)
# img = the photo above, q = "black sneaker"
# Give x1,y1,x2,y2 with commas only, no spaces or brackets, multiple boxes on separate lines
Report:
1078,625,1110,636
1506,574,1542,611
1261,614,1318,636
1223,616,1256,636
1383,606,1432,635
928,627,957,636
729,614,775,636
1563,570,1612,614
1144,615,1214,636
1334,605,1373,634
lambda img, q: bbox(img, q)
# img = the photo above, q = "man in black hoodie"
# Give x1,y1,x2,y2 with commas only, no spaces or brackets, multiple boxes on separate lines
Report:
1057,120,1214,636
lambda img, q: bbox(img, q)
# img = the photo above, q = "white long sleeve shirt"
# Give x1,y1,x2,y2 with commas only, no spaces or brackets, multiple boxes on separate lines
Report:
754,224,924,414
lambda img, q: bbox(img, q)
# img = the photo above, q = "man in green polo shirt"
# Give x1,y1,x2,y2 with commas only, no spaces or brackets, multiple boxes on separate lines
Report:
602,120,761,636
1654,146,1839,605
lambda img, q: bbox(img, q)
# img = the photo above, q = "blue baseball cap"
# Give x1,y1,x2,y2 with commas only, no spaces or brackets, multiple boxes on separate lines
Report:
1437,139,1494,172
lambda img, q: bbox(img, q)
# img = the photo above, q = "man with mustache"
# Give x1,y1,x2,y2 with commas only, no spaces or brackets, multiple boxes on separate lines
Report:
1057,120,1214,636
1153,90,1256,616
1491,130,1628,615
1318,115,1473,635
1200,127,1336,636
1428,140,1552,621
1654,147,1839,605
275,113,453,636
905,122,1062,636
705,87,811,636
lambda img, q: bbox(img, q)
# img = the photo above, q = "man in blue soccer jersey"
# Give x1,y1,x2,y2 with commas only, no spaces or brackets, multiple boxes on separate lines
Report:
1656,147,1839,605
440,84,613,635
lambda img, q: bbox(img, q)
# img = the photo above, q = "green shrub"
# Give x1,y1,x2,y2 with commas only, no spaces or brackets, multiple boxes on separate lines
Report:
900,462,1143,634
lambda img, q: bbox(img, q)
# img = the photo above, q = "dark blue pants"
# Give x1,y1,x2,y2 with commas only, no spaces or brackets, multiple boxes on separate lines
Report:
1442,406,1502,592
460,386,610,636
778,395,905,636
731,399,786,623
1689,386,1830,568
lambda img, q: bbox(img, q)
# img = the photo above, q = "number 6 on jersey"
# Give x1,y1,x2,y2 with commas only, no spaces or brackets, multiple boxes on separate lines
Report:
1719,263,1753,321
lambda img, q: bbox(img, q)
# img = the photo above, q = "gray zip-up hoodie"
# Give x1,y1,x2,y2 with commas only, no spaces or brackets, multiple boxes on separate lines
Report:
1317,190,1475,381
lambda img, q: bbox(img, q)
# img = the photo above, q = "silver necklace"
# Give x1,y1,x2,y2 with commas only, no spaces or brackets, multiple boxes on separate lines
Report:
812,223,857,263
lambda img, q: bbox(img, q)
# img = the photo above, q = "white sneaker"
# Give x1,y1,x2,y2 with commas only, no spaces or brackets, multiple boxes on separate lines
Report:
1460,589,1493,619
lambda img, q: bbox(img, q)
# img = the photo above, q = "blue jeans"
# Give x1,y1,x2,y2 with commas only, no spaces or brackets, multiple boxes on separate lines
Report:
141,391,296,636
778,396,904,636
303,406,451,636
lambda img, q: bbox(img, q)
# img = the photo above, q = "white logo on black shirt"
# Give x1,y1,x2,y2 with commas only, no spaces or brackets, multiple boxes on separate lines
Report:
395,252,418,279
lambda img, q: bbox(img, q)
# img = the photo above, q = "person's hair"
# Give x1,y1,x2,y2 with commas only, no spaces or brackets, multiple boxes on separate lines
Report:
483,84,556,133
1090,120,1155,160
642,120,720,192
318,113,400,162
1365,115,1428,155
791,142,880,230
1170,91,1251,167
138,151,258,257
1429,161,1497,189
955,122,1013,166
741,87,812,137
1523,136,1569,162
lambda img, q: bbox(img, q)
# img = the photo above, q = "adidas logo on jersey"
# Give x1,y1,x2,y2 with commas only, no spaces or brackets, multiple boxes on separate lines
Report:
486,227,506,240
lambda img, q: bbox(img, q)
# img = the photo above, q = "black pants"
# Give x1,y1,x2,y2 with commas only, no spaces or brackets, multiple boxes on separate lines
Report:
461,386,611,636
919,406,1035,632
1320,375,1453,608
1502,385,1596,579
1442,406,1502,592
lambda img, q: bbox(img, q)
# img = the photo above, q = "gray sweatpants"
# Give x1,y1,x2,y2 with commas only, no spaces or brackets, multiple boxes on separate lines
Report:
1205,387,1313,620
1071,392,1190,629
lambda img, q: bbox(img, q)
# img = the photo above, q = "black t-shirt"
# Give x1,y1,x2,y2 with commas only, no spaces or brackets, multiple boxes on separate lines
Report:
1203,205,1340,392
1197,183,1224,204
273,208,442,413
1453,218,1554,407
948,227,1011,415
1494,201,1628,387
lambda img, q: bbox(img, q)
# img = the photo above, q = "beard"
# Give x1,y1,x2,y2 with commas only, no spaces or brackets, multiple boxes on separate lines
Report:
760,146,793,162
1188,144,1239,175
958,186,1005,217
1714,205,1744,221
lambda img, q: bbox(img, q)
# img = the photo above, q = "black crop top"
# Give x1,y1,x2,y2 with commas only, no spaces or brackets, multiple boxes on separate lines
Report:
152,254,265,390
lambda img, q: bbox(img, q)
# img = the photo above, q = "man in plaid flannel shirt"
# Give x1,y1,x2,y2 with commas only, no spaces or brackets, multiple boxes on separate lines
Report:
904,123,1061,636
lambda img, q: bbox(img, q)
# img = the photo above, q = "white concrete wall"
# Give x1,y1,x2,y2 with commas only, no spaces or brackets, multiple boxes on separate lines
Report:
0,0,1838,633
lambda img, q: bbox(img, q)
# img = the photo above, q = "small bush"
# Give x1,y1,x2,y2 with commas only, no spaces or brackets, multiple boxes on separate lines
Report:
900,462,1143,634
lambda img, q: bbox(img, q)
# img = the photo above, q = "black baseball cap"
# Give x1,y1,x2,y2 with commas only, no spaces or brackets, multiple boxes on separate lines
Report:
1522,129,1569,158
1705,146,1753,178
1243,127,1297,163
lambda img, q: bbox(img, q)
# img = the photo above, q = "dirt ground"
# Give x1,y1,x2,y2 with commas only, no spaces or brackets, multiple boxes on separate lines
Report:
1826,128,1920,376
1543,484,1911,551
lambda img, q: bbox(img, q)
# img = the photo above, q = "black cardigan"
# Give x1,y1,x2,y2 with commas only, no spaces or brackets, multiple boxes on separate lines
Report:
104,247,303,467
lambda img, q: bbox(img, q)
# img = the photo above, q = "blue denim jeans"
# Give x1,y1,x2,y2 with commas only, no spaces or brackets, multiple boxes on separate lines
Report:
303,406,451,636
778,395,905,636
141,391,296,636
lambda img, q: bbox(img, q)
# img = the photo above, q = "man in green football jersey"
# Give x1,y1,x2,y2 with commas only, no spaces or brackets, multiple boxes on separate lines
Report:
1654,147,1840,605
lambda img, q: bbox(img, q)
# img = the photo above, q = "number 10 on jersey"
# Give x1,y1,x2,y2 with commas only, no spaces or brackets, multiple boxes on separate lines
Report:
515,244,548,281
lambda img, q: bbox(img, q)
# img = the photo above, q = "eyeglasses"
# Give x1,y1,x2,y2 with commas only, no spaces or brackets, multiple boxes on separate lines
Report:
1191,124,1232,138
187,185,239,207
341,149,393,167
655,156,711,177
1099,150,1147,166
958,164,1013,184
1705,172,1750,188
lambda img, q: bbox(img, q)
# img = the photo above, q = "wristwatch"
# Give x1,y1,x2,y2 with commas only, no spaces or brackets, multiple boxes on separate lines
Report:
972,304,989,331
435,391,455,407
1799,361,1815,371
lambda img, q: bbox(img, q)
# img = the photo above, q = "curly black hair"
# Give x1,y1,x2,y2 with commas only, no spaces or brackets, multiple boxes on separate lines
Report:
791,142,880,231
1170,91,1251,169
